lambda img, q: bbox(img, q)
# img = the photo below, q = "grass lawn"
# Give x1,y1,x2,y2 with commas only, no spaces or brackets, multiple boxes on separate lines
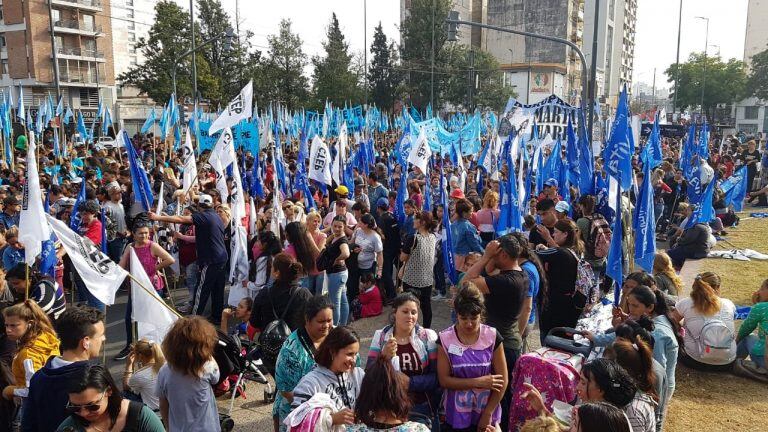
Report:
665,216,768,432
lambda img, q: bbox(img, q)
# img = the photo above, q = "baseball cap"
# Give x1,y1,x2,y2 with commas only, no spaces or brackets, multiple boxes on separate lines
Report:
555,201,570,214
544,178,558,188
335,185,349,196
450,189,465,199
198,194,214,207
376,197,389,209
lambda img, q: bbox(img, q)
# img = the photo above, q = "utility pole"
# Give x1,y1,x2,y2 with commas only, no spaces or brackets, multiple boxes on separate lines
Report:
673,0,683,119
652,67,656,108
468,49,475,111
47,0,61,104
430,0,436,109
190,0,197,103
589,0,600,144
696,16,709,121
364,0,368,108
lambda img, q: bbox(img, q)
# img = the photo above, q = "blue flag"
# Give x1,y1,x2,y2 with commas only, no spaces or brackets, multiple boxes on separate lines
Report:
697,121,709,160
642,112,663,169
606,187,624,304
76,111,88,142
100,208,108,254
141,109,156,134
395,164,408,225
63,107,74,125
681,124,696,177
122,131,154,211
295,170,316,210
440,166,458,285
251,157,265,199
70,178,87,231
565,117,580,187
603,85,633,190
633,161,656,272
102,107,113,135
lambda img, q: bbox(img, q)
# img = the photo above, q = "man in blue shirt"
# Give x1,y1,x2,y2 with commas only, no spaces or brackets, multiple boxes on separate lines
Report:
150,194,228,323
0,196,20,230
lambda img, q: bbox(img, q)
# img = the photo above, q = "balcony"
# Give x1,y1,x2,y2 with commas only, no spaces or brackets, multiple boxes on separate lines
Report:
55,46,106,62
51,0,103,12
54,20,103,36
59,71,100,86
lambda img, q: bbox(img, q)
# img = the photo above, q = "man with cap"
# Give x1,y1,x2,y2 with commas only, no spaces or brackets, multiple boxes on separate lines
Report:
554,201,570,221
0,195,20,230
537,178,562,203
529,198,558,249
150,193,228,323
375,197,400,302
353,179,370,211
332,185,356,208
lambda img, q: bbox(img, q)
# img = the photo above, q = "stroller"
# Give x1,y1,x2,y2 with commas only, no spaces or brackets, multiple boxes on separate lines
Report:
507,327,594,431
213,329,276,431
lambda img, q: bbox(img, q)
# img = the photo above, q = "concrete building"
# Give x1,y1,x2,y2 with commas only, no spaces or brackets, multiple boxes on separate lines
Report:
583,0,637,117
400,0,483,49
735,0,768,134
0,0,115,123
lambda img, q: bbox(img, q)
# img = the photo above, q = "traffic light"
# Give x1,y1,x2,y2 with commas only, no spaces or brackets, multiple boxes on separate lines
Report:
223,27,236,53
447,10,459,42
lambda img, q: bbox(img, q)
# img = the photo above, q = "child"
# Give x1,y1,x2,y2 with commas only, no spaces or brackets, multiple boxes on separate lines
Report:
734,278,768,381
450,252,482,323
221,297,255,341
352,272,382,320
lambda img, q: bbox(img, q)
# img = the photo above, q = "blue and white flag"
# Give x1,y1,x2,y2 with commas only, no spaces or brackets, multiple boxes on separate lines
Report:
209,81,253,134
63,107,74,126
606,187,624,304
565,117,580,187
440,165,458,285
141,109,156,134
69,177,87,231
633,161,656,272
122,130,154,211
641,112,663,169
603,85,633,190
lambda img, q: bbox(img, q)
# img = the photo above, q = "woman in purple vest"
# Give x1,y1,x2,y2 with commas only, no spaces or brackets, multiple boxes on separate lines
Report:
436,283,507,432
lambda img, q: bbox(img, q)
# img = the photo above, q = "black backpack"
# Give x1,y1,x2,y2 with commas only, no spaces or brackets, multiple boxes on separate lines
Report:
258,286,299,374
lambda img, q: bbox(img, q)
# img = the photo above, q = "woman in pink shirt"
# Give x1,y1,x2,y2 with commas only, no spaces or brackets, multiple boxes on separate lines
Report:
475,191,500,246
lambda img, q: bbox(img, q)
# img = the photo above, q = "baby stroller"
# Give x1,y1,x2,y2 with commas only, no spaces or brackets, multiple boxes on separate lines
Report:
507,327,594,431
213,330,276,431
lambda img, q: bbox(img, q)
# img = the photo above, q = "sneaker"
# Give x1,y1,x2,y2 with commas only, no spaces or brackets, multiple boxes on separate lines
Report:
431,293,446,300
114,346,131,361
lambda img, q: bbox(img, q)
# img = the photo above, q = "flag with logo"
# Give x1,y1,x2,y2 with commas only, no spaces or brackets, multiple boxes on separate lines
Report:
633,161,656,272
407,126,432,173
19,135,51,263
209,81,253,134
47,214,127,305
308,135,333,185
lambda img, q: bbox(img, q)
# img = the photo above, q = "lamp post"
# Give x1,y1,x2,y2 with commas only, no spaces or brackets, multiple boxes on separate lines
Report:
673,0,683,119
189,0,198,106
446,11,593,142
695,15,709,121
171,29,235,102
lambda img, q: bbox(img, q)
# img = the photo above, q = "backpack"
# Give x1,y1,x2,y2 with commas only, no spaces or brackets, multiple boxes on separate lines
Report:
689,315,735,364
586,214,612,258
568,250,598,309
258,286,299,374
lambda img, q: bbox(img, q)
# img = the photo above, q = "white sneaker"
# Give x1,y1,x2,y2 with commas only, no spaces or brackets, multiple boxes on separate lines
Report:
431,293,446,300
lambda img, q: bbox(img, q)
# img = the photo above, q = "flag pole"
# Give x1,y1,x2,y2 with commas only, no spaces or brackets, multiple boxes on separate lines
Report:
126,273,183,319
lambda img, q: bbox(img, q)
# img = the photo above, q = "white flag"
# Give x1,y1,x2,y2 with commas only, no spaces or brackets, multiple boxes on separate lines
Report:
228,223,249,286
209,81,253,134
155,182,165,215
130,249,177,343
308,135,333,185
209,127,236,170
181,127,197,192
20,135,51,263
332,122,348,186
408,127,432,174
46,214,127,305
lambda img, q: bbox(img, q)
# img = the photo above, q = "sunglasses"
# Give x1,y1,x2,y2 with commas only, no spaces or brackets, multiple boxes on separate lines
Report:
65,392,106,414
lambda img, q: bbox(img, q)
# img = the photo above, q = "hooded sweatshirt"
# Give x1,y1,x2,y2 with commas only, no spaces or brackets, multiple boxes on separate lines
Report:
291,365,365,412
8,330,60,394
21,357,94,432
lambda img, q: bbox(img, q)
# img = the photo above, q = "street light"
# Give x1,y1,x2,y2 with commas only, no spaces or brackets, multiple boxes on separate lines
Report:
171,27,236,101
695,16,709,120
446,11,593,142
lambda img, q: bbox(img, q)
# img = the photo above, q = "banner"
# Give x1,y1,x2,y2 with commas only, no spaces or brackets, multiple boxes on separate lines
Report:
233,121,259,156
209,80,253,134
130,249,177,343
46,214,127,306
498,95,576,139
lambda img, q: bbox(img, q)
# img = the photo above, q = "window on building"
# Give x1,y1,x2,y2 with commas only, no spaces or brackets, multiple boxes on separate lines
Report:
80,88,99,107
128,32,136,42
84,39,96,55
609,0,616,18
128,22,135,30
1,59,7,76
744,106,760,120
126,0,134,6
0,36,5,49
82,14,95,31
130,56,137,66
126,9,134,19
0,8,4,21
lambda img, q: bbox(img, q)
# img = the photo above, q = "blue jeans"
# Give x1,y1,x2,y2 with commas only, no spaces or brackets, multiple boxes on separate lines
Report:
327,270,349,326
302,273,325,295
738,335,766,368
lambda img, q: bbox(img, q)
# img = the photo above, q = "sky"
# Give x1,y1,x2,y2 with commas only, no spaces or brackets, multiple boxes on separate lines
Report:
179,0,748,91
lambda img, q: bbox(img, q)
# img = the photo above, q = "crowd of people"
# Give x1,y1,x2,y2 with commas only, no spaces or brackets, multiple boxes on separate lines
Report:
0,117,765,432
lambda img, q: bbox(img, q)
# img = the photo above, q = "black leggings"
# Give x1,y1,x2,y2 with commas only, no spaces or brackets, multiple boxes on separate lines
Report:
403,282,433,328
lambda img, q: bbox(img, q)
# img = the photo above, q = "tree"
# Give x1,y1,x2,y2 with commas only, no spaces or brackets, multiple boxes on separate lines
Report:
400,0,452,109
665,53,746,120
440,45,515,110
368,22,401,110
746,47,768,100
312,13,360,109
118,1,218,104
254,19,310,111
196,0,254,103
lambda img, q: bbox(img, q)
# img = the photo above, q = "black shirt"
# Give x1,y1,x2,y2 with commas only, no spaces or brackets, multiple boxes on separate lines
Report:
249,282,312,331
483,270,528,351
535,247,580,334
528,224,555,248
377,211,401,253
741,150,761,173
325,236,349,274
191,208,228,265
